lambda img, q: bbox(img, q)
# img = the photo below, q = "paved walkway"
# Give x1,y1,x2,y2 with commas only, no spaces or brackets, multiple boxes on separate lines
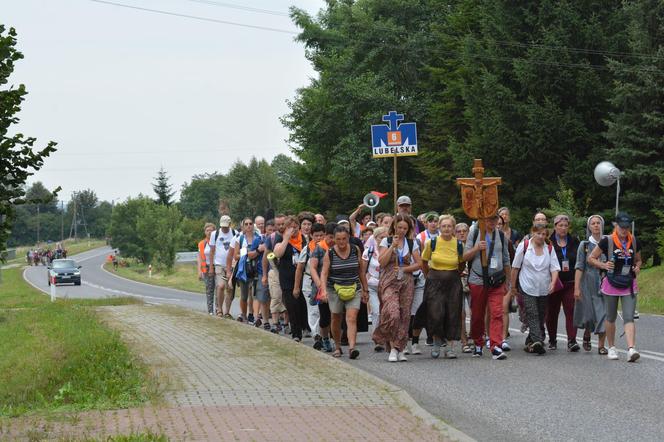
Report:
3,305,469,441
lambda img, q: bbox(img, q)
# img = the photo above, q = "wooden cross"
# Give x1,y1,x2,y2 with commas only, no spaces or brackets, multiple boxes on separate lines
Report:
457,159,502,267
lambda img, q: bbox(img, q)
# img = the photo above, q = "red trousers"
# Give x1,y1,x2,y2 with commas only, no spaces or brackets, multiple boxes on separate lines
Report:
469,283,505,351
545,281,577,343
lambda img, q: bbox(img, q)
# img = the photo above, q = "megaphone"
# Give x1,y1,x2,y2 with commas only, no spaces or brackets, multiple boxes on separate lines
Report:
363,193,380,208
594,161,621,187
594,161,623,216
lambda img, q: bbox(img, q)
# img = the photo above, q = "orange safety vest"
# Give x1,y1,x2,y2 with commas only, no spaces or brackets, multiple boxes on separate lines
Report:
198,239,209,273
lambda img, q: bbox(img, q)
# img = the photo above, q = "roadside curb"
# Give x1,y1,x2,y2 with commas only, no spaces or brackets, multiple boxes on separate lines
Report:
183,307,475,442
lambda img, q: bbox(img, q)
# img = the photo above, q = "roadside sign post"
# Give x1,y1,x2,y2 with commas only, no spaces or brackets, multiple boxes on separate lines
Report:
148,264,152,279
50,275,56,302
371,111,418,211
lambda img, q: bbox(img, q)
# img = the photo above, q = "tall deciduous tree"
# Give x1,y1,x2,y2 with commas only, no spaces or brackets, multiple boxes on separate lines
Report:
605,0,664,263
0,26,57,254
152,167,175,206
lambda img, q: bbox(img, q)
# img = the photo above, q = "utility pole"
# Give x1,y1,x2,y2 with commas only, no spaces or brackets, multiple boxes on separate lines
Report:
69,193,78,240
36,204,40,244
60,200,64,241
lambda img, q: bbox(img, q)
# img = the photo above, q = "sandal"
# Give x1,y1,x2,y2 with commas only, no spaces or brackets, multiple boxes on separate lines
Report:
349,348,360,360
583,338,592,352
462,344,472,353
598,347,608,355
333,348,343,358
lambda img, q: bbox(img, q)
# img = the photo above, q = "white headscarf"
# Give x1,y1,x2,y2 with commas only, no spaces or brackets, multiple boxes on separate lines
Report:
586,215,605,245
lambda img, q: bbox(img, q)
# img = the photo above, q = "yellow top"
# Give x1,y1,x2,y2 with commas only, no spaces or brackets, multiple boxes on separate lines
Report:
421,236,459,271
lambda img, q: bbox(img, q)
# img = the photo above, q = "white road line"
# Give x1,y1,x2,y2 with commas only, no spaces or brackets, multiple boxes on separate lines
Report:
507,326,664,363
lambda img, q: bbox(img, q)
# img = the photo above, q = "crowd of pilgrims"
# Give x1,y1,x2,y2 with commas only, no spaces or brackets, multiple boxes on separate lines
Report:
196,196,643,363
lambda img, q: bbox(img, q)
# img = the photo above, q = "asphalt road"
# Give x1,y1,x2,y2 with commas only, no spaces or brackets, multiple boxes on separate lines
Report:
24,247,664,441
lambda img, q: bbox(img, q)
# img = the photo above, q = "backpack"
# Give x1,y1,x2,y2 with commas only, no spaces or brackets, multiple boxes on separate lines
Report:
430,236,464,258
606,234,637,293
387,236,415,255
214,227,238,248
238,234,260,280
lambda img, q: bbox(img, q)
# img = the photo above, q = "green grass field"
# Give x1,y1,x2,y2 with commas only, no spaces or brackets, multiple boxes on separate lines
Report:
0,267,160,417
106,260,204,294
637,265,664,315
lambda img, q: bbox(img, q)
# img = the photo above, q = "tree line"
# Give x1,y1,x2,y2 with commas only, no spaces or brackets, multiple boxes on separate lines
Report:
282,0,664,263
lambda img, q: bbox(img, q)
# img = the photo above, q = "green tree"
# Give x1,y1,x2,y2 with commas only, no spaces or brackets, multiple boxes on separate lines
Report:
136,203,184,270
108,197,153,262
285,0,443,214
179,217,205,253
604,0,664,264
152,167,175,206
0,26,57,254
447,1,628,218
179,173,227,220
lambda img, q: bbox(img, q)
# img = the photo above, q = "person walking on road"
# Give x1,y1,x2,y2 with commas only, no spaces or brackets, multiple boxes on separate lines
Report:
273,216,309,342
262,216,289,333
208,215,236,318
455,222,472,353
463,213,511,360
362,226,388,351
510,224,560,355
588,212,642,362
294,222,325,348
319,225,369,359
573,215,608,354
309,222,337,353
198,222,216,315
546,214,581,352
373,214,422,362
232,218,262,323
419,215,464,359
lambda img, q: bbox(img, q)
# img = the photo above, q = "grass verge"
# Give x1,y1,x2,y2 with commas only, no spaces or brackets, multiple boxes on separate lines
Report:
0,267,160,417
637,265,664,315
105,260,203,294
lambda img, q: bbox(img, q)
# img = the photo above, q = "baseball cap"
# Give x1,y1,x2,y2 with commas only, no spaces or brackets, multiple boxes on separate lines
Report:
615,212,633,228
219,215,231,227
396,195,412,206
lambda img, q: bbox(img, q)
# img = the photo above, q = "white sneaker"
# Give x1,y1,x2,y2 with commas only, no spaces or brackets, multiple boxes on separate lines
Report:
388,348,398,362
607,346,619,360
628,347,640,362
398,351,408,362
411,343,422,355
404,343,411,355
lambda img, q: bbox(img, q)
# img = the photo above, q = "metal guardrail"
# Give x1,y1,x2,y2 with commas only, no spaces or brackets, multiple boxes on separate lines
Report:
175,252,198,263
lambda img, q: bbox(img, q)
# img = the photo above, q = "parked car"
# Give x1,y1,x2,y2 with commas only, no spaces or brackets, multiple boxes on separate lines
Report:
47,259,82,286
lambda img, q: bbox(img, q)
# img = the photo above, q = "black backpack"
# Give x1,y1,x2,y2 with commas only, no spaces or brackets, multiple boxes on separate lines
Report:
606,235,637,293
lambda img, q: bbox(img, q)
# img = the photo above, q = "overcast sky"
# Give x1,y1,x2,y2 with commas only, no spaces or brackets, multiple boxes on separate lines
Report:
5,0,324,204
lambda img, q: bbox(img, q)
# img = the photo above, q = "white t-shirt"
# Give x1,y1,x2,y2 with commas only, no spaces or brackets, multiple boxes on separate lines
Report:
512,240,561,297
379,237,419,256
362,244,381,286
210,228,236,266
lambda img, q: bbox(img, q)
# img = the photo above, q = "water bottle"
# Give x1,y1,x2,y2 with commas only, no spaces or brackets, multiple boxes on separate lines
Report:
607,256,615,276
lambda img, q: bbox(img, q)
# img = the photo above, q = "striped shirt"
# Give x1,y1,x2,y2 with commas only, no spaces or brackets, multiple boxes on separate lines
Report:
328,246,360,286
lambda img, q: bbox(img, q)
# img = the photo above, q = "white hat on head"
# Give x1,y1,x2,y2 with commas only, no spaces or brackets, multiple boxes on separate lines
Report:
219,215,231,227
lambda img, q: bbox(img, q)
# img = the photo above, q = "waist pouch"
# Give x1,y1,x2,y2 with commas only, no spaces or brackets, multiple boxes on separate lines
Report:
487,270,506,288
334,283,357,301
607,272,632,289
